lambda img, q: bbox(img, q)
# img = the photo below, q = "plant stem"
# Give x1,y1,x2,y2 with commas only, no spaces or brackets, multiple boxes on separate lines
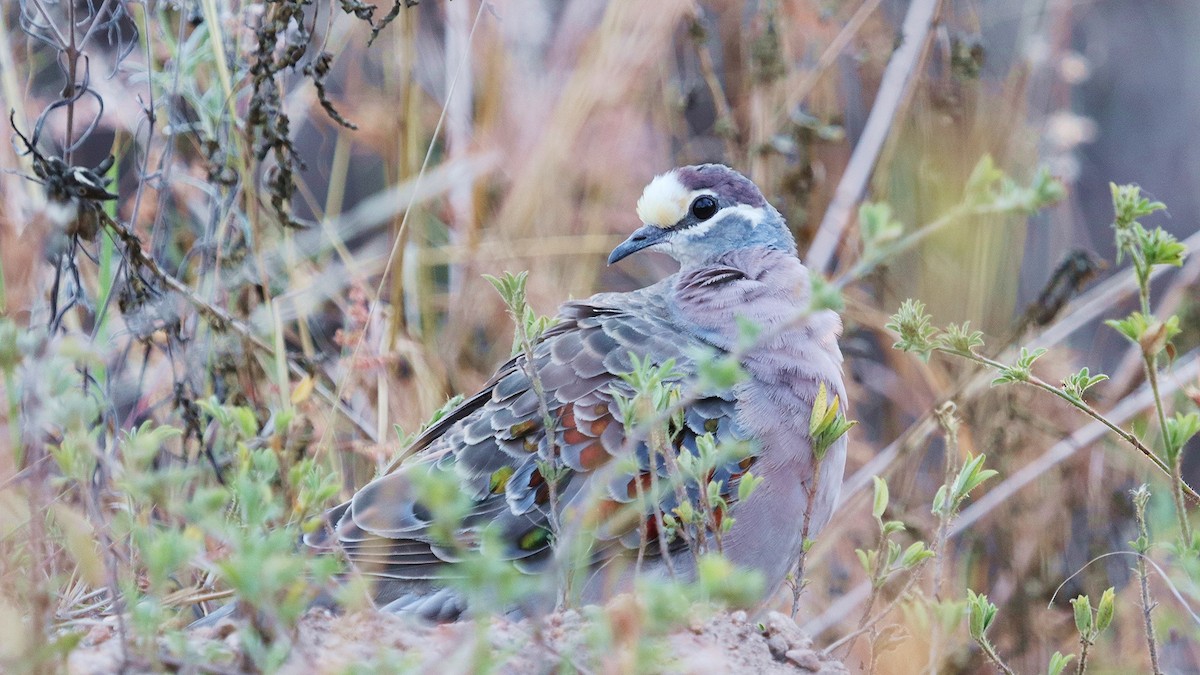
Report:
1143,354,1192,546
926,402,959,671
1076,638,1091,675
977,637,1016,675
654,425,703,557
1134,553,1163,673
1132,494,1161,672
515,319,561,536
824,572,922,657
1132,257,1192,545
646,436,677,578
791,463,823,616
835,205,967,289
836,523,890,656
941,347,1199,503
63,0,77,163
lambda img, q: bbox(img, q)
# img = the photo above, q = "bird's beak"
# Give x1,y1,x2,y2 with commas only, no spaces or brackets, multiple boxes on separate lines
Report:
608,224,668,265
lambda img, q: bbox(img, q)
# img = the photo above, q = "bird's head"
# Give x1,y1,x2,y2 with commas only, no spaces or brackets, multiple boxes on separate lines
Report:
608,164,796,267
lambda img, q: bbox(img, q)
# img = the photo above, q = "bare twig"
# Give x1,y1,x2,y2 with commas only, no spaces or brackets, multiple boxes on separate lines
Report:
773,0,885,136
805,0,945,272
690,11,739,161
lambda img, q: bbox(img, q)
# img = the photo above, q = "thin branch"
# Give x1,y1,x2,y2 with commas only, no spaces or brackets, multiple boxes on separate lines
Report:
804,348,1200,638
942,347,1197,502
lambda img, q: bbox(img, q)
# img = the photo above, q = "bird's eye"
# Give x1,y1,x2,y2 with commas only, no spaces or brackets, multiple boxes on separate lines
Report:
690,195,718,221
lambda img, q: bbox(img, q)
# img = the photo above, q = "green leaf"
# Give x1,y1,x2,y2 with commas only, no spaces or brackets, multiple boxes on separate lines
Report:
696,350,747,390
1137,226,1187,268
694,553,765,608
1047,651,1076,675
810,382,855,460
992,347,1047,385
673,501,696,523
1095,587,1116,633
1026,167,1067,212
858,201,905,260
1110,183,1166,230
1061,367,1109,403
899,541,934,569
810,382,829,437
1106,312,1181,357
964,155,1005,207
122,421,183,470
855,548,872,576
966,589,998,640
483,271,529,308
886,299,939,361
737,472,765,503
931,485,948,516
0,318,20,372
935,322,985,354
230,407,259,439
885,539,901,569
973,160,1066,215
938,454,998,516
1164,412,1200,460
1071,594,1093,638
871,476,889,521
808,270,844,313
1105,311,1151,344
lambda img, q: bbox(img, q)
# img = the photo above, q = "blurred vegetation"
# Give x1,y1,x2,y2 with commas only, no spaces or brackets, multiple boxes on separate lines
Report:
0,0,1198,673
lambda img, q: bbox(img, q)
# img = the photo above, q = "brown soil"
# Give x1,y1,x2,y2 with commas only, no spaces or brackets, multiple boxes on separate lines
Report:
67,601,847,674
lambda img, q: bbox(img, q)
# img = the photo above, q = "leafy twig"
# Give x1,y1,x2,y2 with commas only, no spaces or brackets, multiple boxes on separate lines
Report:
965,590,1015,675
792,382,855,615
1069,588,1116,675
831,473,932,656
887,299,1199,503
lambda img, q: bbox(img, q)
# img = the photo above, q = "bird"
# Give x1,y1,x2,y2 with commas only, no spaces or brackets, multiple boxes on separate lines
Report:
304,164,847,622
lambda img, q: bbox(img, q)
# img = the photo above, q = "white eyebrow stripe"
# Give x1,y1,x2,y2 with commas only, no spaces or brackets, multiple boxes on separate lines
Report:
723,203,766,228
675,204,767,241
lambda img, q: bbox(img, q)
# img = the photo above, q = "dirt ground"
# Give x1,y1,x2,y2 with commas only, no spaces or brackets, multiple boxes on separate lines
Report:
67,601,847,674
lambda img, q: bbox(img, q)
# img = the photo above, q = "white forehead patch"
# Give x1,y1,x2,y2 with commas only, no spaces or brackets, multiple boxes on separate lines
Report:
636,171,691,229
